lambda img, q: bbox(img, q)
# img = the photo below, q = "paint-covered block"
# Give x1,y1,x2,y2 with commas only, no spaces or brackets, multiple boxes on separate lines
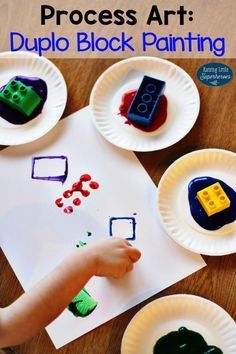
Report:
127,75,166,127
68,288,98,318
197,182,231,216
0,79,42,117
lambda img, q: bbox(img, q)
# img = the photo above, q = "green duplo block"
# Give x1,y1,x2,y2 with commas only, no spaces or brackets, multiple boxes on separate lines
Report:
0,79,42,116
67,288,98,318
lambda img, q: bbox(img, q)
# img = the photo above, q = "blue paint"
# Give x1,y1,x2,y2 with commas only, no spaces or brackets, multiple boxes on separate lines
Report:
31,155,68,184
127,75,166,127
109,217,136,241
188,176,236,231
197,63,233,87
0,76,47,124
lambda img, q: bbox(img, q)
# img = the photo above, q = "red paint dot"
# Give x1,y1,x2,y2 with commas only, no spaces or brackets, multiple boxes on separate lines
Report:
72,181,83,191
73,198,81,206
89,181,99,189
80,174,92,182
81,190,90,197
57,174,100,214
63,190,73,198
55,198,63,208
64,206,73,214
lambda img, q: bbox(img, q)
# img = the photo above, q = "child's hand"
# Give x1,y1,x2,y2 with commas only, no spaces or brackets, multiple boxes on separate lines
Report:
85,237,141,279
0,238,140,347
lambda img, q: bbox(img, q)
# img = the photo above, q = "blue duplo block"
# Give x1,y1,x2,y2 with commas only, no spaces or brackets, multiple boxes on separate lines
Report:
127,75,166,127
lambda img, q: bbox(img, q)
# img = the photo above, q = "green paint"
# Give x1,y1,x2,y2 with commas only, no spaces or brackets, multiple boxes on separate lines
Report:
0,79,42,116
76,240,87,248
67,288,98,318
153,327,223,354
87,231,92,237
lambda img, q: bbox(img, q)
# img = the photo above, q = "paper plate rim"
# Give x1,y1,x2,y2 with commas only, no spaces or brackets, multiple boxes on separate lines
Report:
121,293,236,354
89,56,200,152
157,148,236,256
0,51,67,145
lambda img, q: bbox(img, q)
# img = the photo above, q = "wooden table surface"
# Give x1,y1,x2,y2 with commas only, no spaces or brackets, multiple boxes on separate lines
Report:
0,58,235,354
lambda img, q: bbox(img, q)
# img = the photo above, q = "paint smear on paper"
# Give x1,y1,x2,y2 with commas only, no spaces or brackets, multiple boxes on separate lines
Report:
109,216,136,241
55,174,99,214
31,155,68,184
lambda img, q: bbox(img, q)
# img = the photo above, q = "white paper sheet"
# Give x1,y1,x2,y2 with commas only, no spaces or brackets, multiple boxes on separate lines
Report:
0,107,206,349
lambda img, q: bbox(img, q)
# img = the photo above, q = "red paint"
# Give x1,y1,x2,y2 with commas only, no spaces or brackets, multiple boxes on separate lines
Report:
73,198,81,206
90,181,99,189
63,190,73,198
72,181,82,191
64,206,73,214
118,90,168,132
80,174,92,182
119,89,136,118
81,190,90,197
55,198,63,208
55,173,99,214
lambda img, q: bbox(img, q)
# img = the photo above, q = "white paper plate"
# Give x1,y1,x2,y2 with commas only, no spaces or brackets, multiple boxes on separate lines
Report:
0,51,67,145
121,294,236,354
157,149,236,255
90,57,200,152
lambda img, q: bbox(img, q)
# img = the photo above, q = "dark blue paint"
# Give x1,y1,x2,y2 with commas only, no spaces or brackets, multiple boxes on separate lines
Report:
109,217,136,241
31,156,68,184
188,176,236,231
0,76,47,124
197,63,233,87
127,75,166,127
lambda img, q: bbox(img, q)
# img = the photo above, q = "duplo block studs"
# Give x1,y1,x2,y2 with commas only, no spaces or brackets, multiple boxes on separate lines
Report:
0,79,42,116
127,75,166,127
197,182,231,216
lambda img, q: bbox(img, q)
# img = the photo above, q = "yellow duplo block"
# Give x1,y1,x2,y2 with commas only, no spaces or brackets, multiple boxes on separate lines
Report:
197,182,231,217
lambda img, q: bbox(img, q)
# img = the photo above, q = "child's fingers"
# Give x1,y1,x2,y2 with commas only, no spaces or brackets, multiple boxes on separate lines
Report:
126,261,134,273
127,247,141,263
123,240,132,247
115,238,141,262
